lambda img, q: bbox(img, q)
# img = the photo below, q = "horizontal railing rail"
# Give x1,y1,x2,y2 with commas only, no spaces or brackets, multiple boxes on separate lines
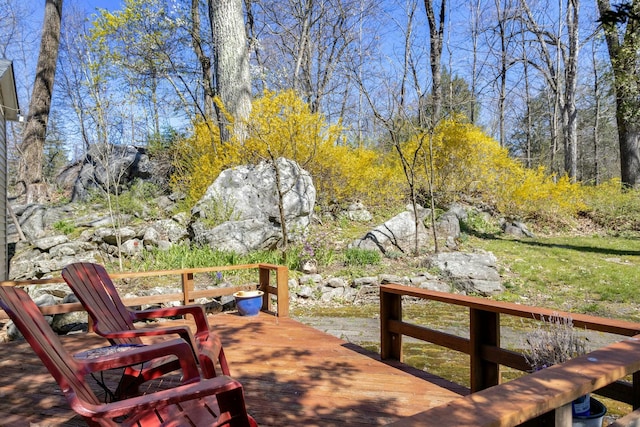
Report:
380,283,640,426
0,263,289,318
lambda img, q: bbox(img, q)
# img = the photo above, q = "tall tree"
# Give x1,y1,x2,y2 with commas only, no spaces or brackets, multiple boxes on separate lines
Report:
520,0,581,180
423,0,446,127
17,0,63,202
191,0,216,121
493,0,512,147
564,0,579,181
596,0,640,187
210,0,252,141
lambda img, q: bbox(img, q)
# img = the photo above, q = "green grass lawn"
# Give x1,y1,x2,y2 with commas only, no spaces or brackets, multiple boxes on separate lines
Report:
464,234,640,321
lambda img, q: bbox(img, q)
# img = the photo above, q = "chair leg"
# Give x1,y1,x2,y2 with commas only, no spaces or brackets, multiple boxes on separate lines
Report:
200,348,231,377
199,354,217,378
218,347,231,376
216,387,252,427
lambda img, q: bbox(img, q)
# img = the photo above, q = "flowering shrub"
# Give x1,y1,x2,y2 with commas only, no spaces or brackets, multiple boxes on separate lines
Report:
423,120,585,223
170,90,404,208
170,91,612,230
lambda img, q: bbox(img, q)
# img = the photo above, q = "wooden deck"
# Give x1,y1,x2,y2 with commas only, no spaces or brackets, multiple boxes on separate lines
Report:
0,312,467,426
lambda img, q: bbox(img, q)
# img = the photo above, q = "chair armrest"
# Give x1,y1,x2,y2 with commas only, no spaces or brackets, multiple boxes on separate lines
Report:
77,338,200,382
69,375,245,421
96,324,199,352
131,304,211,333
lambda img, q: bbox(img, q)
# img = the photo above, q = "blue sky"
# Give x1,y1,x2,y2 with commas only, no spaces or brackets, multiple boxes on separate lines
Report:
81,0,123,13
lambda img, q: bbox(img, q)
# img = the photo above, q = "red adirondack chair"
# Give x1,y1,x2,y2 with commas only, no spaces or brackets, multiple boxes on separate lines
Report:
62,262,229,380
0,285,256,426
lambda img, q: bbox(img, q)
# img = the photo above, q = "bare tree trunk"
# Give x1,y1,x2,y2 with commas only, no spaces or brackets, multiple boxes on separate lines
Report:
293,0,313,96
550,90,560,176
522,23,533,168
521,0,564,176
596,0,640,188
244,0,266,92
17,0,63,201
591,39,601,184
424,0,446,126
209,0,252,142
469,0,481,125
564,0,579,181
494,0,507,147
191,0,215,120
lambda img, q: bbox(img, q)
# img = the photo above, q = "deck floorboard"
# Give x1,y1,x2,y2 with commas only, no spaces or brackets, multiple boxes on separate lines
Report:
0,312,467,426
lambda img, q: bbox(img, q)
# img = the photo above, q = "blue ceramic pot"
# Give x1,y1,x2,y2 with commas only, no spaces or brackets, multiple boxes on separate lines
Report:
233,290,264,316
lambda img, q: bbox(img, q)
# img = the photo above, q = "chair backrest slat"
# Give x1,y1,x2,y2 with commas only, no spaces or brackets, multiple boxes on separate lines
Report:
62,263,141,345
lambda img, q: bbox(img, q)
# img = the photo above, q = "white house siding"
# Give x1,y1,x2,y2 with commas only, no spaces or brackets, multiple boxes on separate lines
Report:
0,107,6,280
0,60,19,280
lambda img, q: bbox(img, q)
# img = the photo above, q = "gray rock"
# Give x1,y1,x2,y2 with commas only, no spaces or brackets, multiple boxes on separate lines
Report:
502,220,535,238
418,280,452,293
379,274,407,285
49,242,83,258
455,278,504,296
93,226,138,245
143,227,161,246
435,212,461,240
192,218,282,253
325,277,348,288
156,240,173,251
300,259,318,274
424,251,503,296
155,196,174,212
33,235,69,251
64,144,153,202
352,276,379,287
448,204,468,222
299,274,323,285
296,285,316,299
12,204,47,241
321,286,345,302
172,212,190,226
121,238,143,256
52,310,88,334
148,219,188,243
33,293,60,306
191,158,316,253
350,204,431,254
344,201,373,222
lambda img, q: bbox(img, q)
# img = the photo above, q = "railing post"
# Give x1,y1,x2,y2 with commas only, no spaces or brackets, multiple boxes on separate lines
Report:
470,307,500,392
554,403,573,427
380,287,402,361
181,272,194,304
259,265,289,317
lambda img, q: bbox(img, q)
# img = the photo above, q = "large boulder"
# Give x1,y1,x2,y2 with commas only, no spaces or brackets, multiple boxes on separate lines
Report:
9,204,76,242
59,144,153,202
190,158,316,253
424,251,503,296
349,204,431,255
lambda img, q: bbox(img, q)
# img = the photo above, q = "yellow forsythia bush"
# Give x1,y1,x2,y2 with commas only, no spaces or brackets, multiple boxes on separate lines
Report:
423,119,585,222
170,119,243,204
170,90,404,208
171,91,589,224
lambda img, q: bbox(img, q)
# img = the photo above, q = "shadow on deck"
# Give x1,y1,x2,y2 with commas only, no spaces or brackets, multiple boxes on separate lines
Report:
0,312,467,426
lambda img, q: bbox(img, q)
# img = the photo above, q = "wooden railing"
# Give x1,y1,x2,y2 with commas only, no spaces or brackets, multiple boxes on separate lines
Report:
380,283,640,426
0,263,289,318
